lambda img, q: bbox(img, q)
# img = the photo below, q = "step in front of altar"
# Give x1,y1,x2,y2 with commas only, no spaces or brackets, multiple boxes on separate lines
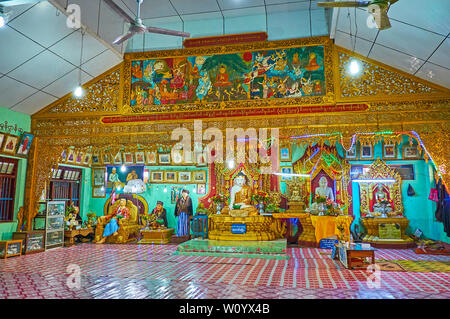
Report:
174,238,289,260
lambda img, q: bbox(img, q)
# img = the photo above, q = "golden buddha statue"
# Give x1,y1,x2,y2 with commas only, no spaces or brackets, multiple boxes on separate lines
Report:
221,173,258,217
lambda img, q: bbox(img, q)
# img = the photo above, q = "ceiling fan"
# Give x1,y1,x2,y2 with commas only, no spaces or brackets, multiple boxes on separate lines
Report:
103,0,190,45
318,0,399,30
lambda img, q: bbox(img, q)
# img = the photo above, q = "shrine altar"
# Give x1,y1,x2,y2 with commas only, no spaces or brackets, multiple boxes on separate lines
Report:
208,215,278,241
138,228,174,244
272,213,353,245
310,215,353,243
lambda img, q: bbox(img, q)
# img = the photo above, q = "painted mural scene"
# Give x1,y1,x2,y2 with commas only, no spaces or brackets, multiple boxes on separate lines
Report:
0,0,449,307
130,45,325,106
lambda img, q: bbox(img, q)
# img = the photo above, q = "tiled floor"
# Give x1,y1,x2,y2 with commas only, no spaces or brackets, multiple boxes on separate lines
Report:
0,243,449,299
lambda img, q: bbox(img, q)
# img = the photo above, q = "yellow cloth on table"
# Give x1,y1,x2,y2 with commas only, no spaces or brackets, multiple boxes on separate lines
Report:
309,215,353,243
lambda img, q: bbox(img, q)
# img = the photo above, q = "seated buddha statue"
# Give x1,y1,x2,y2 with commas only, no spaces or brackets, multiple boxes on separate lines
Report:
221,173,258,217
315,176,334,201
373,184,392,213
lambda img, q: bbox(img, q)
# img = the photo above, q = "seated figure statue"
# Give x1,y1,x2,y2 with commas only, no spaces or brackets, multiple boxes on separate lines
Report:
315,176,335,201
96,198,129,244
221,172,258,217
373,184,392,213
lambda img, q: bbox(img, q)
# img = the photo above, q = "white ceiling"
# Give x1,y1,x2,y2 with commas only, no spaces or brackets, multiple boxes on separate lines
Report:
0,0,448,116
332,0,450,89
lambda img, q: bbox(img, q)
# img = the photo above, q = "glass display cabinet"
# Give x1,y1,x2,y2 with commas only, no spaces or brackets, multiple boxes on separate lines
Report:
45,201,65,249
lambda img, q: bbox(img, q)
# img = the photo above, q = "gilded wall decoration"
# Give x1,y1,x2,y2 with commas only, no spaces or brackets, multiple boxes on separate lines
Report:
26,39,450,211
336,47,449,101
33,67,121,117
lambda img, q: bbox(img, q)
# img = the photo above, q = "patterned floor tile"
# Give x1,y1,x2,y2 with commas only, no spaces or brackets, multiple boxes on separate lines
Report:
0,243,449,299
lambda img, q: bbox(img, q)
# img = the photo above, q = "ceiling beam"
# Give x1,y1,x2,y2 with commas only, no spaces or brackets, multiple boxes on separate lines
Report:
47,0,124,60
0,0,42,6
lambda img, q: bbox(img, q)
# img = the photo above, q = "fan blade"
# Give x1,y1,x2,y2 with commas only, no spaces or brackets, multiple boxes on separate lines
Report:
147,26,190,38
103,0,134,24
318,1,371,7
112,31,136,45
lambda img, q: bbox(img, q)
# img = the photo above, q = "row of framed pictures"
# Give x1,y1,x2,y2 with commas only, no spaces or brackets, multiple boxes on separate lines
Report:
50,168,81,181
94,150,207,166
345,143,421,160
65,146,294,167
150,170,207,184
0,132,34,157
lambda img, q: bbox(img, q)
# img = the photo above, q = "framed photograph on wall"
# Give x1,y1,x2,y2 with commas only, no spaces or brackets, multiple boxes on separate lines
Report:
159,153,171,165
113,152,123,165
151,171,164,183
135,151,145,164
172,149,183,164
60,149,68,162
345,145,357,159
197,183,206,195
360,145,373,160
279,145,291,162
92,152,100,165
16,132,34,156
403,145,420,160
83,153,92,165
280,166,293,181
164,171,177,183
383,143,396,159
2,134,19,154
195,151,207,166
193,171,206,183
102,152,111,165
92,186,106,198
123,152,134,164
178,171,192,183
92,167,106,187
75,151,83,164
67,149,76,163
0,133,5,149
146,151,157,164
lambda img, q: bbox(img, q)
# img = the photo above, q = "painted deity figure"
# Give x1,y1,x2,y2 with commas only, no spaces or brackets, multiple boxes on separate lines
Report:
215,65,232,87
315,176,334,201
196,71,211,101
373,184,392,213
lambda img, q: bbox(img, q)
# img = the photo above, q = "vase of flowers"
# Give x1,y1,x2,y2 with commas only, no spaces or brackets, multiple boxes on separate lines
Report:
211,194,229,214
253,191,269,214
314,195,328,216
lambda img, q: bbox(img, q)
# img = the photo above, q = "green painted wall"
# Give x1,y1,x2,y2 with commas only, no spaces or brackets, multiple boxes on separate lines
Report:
0,106,31,240
85,165,209,229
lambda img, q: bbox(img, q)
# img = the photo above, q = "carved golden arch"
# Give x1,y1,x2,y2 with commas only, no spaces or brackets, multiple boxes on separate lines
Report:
293,145,351,211
215,161,262,200
358,159,403,217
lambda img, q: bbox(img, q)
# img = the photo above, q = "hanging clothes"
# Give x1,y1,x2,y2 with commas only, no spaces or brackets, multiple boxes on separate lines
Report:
435,179,450,236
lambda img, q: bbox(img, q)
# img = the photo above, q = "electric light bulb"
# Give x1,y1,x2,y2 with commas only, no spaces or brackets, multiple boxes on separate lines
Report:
121,165,126,172
348,60,361,76
74,86,83,97
163,187,167,193
227,159,235,169
0,16,6,28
